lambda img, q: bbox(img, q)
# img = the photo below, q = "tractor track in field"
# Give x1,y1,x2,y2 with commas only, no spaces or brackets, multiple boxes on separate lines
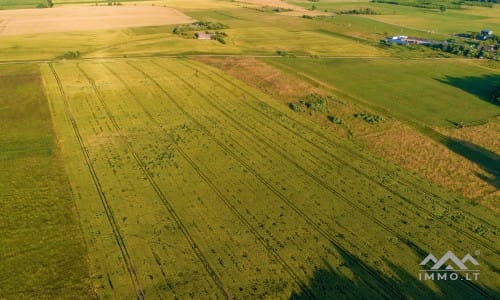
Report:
172,60,498,299
138,60,406,299
183,61,500,253
112,61,319,300
75,64,231,300
179,59,499,251
48,63,145,300
153,60,496,299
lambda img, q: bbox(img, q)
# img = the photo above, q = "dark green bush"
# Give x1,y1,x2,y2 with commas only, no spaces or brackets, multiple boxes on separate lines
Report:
327,115,344,124
354,113,384,124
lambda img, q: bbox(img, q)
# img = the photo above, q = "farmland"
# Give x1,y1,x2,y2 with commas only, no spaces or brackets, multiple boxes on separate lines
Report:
266,57,500,127
0,0,499,298
0,64,92,298
35,58,498,298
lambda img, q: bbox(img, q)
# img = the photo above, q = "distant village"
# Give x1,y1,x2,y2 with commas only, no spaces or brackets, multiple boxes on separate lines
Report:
383,29,499,59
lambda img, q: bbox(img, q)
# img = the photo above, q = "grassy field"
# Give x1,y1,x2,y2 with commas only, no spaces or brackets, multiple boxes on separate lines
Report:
36,57,499,298
266,57,500,127
289,0,500,35
0,0,499,298
0,65,93,298
195,56,500,206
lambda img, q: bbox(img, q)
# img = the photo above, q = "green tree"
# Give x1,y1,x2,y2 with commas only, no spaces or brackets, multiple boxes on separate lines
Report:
439,5,446,12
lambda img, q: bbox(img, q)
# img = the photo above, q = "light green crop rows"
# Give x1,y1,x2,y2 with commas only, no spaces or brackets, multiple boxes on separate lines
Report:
40,58,499,298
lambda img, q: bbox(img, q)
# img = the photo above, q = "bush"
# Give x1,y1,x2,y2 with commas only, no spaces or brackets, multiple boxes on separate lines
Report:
289,94,335,113
63,51,80,59
354,113,384,124
299,93,330,112
327,115,344,124
276,50,289,56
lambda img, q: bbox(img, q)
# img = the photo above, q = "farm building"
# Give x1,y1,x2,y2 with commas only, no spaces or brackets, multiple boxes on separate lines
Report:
195,32,212,40
386,35,432,45
481,29,493,36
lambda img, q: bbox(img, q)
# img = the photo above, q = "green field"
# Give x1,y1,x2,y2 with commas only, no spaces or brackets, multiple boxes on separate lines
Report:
35,57,499,298
0,0,499,298
266,57,500,126
289,0,500,35
0,65,92,298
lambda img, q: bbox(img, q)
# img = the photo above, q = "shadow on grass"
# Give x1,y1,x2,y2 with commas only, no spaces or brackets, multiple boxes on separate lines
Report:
421,126,500,189
436,74,500,106
290,244,498,299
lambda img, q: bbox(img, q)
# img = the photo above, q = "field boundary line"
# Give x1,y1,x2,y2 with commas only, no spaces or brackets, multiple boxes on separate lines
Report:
48,63,145,300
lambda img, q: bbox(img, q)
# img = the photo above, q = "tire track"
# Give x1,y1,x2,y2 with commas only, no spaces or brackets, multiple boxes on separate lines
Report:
153,60,496,299
178,59,499,251
109,61,321,300
75,64,231,300
48,63,145,300
128,60,403,299
168,59,497,299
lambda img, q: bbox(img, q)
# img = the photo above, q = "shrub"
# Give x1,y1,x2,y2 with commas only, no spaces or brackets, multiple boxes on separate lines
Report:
354,113,384,124
63,51,80,59
276,50,289,56
327,115,344,124
298,93,330,112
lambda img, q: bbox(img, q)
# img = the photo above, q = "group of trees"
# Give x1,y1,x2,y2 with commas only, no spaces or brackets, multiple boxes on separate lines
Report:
430,39,499,59
173,21,229,36
336,7,380,14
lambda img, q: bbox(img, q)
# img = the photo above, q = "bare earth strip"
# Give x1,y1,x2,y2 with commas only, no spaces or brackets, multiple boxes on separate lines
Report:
0,5,194,36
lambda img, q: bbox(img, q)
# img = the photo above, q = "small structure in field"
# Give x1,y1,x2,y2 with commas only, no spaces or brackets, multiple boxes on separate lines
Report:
481,29,493,37
195,32,212,40
386,35,432,45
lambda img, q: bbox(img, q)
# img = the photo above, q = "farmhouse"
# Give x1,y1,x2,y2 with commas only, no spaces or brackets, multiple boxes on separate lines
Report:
196,32,212,40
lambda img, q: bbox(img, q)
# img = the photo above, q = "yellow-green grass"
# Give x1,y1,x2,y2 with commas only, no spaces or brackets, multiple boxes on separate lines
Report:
0,64,92,298
266,57,500,127
0,6,389,61
40,57,499,298
290,0,500,36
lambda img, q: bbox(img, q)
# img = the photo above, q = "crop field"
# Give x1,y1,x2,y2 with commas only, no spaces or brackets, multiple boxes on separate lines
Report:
0,65,92,298
1,0,499,298
36,57,499,298
0,5,193,36
266,57,500,127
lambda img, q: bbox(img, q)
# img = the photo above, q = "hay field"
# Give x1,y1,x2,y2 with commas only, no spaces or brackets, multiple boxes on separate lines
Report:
0,5,193,36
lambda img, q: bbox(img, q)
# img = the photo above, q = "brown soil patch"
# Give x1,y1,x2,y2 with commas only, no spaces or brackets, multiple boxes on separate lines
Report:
196,56,499,211
0,5,194,36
